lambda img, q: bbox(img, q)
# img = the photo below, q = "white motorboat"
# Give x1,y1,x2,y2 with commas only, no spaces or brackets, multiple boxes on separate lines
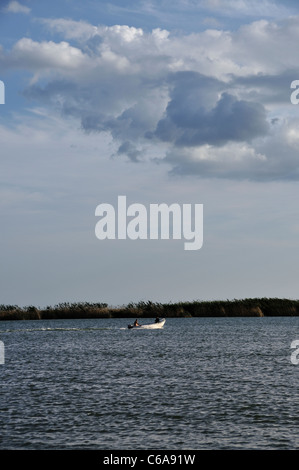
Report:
128,318,166,329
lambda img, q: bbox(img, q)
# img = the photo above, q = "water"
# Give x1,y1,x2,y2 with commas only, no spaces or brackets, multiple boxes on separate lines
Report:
0,316,298,450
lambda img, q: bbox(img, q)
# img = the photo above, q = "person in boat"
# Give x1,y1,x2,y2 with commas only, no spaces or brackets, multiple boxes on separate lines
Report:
133,319,140,327
155,317,160,323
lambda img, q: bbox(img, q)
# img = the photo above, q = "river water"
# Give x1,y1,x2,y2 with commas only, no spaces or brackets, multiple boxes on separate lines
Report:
0,316,298,450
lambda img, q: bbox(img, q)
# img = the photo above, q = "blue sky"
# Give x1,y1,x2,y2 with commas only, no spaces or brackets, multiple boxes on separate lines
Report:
1,0,299,307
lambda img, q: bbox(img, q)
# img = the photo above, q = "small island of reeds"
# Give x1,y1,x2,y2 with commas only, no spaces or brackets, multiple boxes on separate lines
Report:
1,298,299,321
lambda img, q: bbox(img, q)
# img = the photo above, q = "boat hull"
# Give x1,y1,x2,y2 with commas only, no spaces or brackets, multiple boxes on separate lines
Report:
128,319,166,329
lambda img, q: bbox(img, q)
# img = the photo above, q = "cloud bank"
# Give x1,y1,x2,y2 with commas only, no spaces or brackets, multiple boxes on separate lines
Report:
2,14,299,180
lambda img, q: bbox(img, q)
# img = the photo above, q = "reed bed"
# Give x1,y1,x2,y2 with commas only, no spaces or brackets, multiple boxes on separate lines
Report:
1,298,299,321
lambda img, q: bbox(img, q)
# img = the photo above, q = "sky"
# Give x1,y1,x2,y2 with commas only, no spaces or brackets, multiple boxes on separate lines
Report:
1,0,299,308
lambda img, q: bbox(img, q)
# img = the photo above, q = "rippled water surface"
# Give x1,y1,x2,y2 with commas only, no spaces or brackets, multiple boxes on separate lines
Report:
0,316,298,449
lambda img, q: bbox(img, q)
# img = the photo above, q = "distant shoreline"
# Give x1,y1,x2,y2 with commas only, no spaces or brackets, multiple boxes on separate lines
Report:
1,298,299,321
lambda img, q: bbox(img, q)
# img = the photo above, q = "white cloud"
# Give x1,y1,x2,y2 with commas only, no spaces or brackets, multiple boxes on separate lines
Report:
39,18,99,41
201,0,291,18
4,1,31,14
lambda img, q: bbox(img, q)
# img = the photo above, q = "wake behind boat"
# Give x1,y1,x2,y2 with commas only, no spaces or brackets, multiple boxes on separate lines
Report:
128,318,166,329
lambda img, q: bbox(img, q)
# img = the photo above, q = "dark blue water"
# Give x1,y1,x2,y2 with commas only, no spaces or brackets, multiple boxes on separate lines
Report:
0,317,298,449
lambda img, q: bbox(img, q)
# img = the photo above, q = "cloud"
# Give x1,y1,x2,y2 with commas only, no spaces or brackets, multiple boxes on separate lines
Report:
200,0,292,18
163,142,268,180
162,117,299,181
117,141,142,162
107,0,293,32
38,18,98,41
12,38,88,70
4,15,299,180
152,71,270,147
4,1,30,14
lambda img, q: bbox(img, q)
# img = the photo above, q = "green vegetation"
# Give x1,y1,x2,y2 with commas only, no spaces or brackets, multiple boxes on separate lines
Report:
0,298,299,321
